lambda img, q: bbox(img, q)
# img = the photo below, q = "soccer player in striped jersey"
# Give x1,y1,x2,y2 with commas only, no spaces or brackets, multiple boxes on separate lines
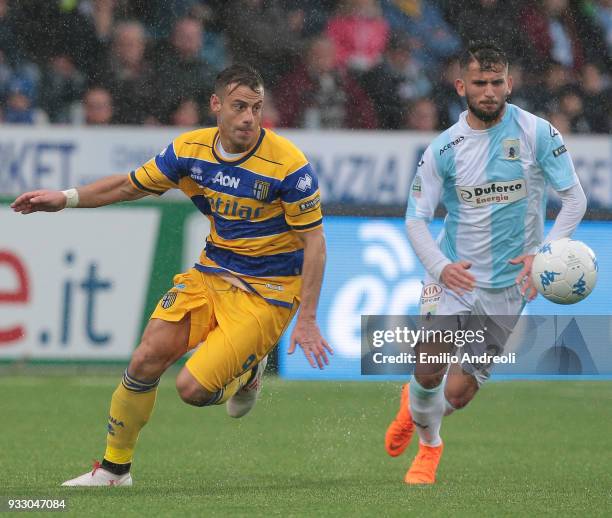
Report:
12,64,332,487
384,42,586,484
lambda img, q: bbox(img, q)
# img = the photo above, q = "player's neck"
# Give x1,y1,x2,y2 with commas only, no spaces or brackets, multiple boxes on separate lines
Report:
217,130,260,155
466,104,507,130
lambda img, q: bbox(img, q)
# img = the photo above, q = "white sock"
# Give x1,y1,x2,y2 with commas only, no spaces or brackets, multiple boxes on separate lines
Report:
409,377,445,447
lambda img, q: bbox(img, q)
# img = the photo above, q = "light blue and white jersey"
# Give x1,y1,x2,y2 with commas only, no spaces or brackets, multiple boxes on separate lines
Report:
406,103,578,288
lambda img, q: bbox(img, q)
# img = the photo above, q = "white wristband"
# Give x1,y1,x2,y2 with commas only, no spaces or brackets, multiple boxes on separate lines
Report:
62,188,79,208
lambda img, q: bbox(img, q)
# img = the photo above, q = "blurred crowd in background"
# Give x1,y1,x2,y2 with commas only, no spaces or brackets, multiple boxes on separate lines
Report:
1,0,610,133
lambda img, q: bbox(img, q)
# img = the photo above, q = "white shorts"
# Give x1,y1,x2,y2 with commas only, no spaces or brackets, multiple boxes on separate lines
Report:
418,274,526,385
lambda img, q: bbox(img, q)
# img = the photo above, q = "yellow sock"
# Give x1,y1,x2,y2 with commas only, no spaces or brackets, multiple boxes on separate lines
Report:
104,370,159,465
213,369,254,405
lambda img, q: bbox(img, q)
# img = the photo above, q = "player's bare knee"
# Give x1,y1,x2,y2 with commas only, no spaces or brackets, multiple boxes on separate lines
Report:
175,369,214,407
445,381,478,410
446,394,472,410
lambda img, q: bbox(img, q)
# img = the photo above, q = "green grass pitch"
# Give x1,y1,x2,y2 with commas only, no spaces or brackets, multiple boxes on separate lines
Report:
1,374,611,517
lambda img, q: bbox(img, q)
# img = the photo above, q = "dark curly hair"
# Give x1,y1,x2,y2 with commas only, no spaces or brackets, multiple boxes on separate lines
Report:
460,41,508,72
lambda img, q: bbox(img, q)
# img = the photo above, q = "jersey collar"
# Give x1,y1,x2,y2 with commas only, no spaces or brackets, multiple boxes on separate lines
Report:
212,128,266,166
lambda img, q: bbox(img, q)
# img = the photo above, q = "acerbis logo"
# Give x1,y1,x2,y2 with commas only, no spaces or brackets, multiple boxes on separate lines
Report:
212,171,240,189
457,179,526,207
439,136,464,155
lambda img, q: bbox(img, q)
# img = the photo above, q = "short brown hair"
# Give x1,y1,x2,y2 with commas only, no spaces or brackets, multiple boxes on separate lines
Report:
214,64,264,96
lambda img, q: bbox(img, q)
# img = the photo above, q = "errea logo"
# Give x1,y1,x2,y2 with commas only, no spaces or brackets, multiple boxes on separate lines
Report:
457,179,526,207
296,173,313,192
212,171,240,189
190,166,203,182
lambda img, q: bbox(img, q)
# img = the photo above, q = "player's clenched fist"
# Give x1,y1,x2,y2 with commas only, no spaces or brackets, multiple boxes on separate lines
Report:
11,190,67,214
440,260,476,296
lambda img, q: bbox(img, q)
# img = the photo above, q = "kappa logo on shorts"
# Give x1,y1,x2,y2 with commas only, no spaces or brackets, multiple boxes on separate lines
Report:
160,291,178,309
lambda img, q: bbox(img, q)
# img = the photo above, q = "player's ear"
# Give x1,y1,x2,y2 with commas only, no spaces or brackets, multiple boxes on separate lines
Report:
506,75,513,97
210,93,221,113
455,78,465,98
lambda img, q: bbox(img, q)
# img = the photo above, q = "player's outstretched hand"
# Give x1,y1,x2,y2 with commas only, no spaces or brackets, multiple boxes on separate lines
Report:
288,317,333,369
509,254,537,301
11,190,67,214
440,261,475,296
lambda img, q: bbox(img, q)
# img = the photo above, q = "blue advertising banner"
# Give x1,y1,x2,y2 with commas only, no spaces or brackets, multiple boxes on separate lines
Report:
279,217,612,380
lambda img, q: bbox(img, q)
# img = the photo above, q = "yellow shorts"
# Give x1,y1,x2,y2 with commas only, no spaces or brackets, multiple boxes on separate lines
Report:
150,268,296,392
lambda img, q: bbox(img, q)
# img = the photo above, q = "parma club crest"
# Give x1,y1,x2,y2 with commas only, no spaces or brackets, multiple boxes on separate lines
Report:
253,180,270,201
160,291,178,309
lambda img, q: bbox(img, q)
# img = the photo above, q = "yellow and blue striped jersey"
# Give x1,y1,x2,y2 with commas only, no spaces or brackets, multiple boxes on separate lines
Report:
128,127,323,308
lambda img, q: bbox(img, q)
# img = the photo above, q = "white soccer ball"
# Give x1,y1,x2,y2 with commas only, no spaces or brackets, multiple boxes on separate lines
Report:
531,238,597,304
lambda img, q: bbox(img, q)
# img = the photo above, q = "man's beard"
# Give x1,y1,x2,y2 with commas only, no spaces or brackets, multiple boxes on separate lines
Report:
467,97,506,123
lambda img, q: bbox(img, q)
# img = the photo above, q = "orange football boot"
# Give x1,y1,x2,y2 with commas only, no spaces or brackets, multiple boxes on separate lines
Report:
404,442,444,485
385,384,415,457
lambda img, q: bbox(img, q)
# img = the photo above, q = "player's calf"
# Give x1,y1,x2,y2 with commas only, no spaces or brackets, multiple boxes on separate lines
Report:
444,364,479,410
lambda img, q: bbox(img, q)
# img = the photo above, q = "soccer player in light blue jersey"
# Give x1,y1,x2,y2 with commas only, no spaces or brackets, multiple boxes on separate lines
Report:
384,42,587,484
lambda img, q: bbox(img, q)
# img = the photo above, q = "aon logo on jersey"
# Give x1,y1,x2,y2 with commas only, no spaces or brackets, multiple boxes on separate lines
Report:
457,179,526,207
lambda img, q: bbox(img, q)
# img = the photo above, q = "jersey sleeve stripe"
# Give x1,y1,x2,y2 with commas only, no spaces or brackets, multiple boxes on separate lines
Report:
129,170,165,195
291,218,323,232
142,164,163,185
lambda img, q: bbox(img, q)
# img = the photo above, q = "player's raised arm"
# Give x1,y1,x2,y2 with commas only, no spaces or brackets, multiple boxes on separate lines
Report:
10,174,148,214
